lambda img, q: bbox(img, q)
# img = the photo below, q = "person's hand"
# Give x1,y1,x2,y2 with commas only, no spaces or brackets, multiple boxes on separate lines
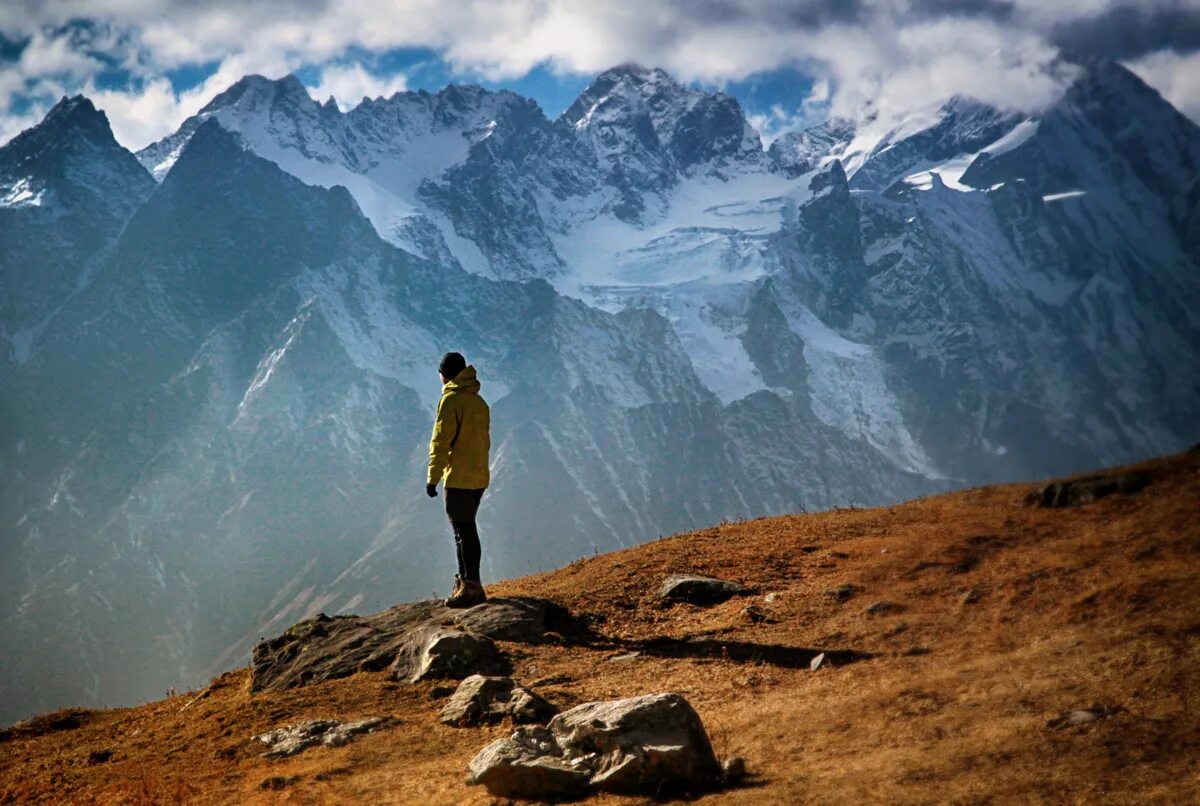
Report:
426,483,438,498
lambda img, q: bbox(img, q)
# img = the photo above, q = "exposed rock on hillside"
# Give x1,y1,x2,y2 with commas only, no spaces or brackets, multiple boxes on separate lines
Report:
439,676,556,727
468,692,721,797
1029,470,1151,507
658,573,750,605
251,597,574,692
253,717,390,758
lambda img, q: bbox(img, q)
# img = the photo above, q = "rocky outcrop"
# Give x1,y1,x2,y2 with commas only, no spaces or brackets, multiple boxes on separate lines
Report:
253,717,390,758
658,574,749,606
439,676,557,727
468,692,720,797
1030,471,1151,508
251,597,573,692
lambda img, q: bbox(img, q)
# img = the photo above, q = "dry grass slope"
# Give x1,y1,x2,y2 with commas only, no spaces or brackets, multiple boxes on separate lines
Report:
3,449,1199,804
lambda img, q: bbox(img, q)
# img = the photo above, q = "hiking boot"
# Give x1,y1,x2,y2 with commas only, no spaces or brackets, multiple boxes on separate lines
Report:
446,579,487,609
443,575,465,607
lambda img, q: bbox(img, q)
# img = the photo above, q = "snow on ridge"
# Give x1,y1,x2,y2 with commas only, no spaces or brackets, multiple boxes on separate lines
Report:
1043,190,1086,202
900,118,1039,193
545,168,815,406
785,303,942,479
1,177,45,207
293,261,444,409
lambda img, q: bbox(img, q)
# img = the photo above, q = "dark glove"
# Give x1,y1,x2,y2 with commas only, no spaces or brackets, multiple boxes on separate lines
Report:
426,483,438,498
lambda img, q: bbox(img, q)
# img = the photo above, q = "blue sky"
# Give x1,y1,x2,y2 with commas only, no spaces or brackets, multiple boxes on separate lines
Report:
1,1,1196,150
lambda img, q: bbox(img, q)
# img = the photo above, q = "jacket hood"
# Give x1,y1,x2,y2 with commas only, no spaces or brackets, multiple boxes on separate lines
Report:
443,365,480,394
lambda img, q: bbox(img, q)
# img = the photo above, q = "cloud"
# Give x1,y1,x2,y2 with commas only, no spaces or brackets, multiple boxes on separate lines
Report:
84,76,185,148
1126,48,1200,123
811,18,1079,124
17,30,103,77
0,101,50,146
1051,2,1200,60
306,63,408,110
1,0,1199,148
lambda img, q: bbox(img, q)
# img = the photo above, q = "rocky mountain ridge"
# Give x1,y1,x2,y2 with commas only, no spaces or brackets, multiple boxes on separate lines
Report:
1,57,1198,725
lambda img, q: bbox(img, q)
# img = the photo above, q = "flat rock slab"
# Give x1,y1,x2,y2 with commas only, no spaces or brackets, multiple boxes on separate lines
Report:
1029,471,1150,508
659,574,749,606
251,596,567,693
254,717,389,758
469,692,720,798
440,675,557,727
452,597,555,643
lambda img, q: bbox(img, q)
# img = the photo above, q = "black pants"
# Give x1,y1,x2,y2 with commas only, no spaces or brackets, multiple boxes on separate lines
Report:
445,487,485,583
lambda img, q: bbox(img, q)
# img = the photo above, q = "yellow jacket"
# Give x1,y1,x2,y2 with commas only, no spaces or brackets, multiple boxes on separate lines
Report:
427,366,491,489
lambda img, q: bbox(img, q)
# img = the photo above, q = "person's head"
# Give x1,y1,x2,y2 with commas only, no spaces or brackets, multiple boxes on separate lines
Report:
438,351,466,384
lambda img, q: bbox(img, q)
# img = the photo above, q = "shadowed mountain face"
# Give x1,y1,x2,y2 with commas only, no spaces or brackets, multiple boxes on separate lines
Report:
2,58,1199,724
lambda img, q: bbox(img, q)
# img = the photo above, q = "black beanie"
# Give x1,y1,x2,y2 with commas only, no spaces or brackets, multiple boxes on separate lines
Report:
439,351,466,379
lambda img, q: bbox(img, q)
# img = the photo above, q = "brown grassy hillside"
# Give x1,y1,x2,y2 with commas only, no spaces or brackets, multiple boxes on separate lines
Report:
3,449,1199,804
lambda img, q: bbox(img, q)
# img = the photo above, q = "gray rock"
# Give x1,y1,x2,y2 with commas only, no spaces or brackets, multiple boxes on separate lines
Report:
809,652,826,671
960,587,982,605
440,676,557,727
391,627,507,683
1030,471,1150,508
468,727,591,797
865,600,903,616
825,584,858,602
251,596,564,692
451,597,552,643
254,717,388,758
659,574,749,605
468,692,720,797
740,604,768,623
1047,705,1119,729
722,755,746,782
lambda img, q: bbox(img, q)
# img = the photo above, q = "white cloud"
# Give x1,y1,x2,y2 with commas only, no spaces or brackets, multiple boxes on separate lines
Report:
1126,49,1200,124
18,30,103,77
85,76,183,149
809,20,1079,126
0,101,49,146
306,63,408,110
1,0,1198,149
84,50,303,149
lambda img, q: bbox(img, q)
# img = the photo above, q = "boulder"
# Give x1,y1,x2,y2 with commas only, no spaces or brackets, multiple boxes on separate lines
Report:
659,574,748,605
391,627,508,683
468,728,591,797
253,717,389,758
468,693,720,797
440,676,557,727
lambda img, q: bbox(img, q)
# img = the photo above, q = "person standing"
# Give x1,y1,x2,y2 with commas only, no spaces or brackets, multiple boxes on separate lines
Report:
426,351,491,608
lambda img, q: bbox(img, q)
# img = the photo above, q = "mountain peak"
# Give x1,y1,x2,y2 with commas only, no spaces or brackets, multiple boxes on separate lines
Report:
201,73,316,116
0,92,143,186
24,95,114,146
598,62,674,84
561,63,691,132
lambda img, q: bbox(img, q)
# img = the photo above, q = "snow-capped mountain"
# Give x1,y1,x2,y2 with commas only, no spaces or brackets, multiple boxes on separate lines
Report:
2,57,1197,725
0,97,155,352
